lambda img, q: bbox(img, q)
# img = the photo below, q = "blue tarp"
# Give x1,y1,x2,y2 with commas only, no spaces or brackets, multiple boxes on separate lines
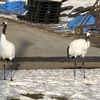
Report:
67,14,97,31
0,1,27,14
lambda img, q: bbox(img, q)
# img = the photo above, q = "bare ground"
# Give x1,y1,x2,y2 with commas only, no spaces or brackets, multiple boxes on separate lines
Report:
0,17,99,69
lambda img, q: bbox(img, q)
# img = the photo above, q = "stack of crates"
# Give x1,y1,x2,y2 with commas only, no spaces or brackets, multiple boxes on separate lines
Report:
26,0,62,23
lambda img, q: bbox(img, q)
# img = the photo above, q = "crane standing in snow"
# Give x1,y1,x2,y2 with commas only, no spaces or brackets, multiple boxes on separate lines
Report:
0,21,15,81
67,32,90,78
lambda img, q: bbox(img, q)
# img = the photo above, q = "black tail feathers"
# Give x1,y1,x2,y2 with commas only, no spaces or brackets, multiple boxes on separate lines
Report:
67,46,69,58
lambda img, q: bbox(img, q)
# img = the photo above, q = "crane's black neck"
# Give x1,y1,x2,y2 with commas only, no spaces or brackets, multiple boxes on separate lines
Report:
2,25,7,35
86,37,90,41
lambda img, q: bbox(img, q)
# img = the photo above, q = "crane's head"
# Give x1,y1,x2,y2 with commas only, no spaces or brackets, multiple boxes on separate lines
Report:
0,21,7,26
86,32,91,38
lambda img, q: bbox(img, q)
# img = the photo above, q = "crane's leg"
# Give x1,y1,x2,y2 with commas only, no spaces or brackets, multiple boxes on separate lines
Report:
82,57,86,78
3,60,6,80
74,58,76,77
10,61,13,81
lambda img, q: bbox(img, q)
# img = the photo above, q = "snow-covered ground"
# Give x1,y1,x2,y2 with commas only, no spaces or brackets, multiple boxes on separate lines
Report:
60,0,95,21
0,69,100,100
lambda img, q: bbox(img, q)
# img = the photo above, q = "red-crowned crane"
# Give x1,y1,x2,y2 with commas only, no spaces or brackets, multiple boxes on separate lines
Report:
0,21,15,81
67,32,90,78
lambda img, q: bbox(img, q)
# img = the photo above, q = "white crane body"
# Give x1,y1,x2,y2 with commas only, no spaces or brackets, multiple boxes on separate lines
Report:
0,21,15,81
0,33,15,60
67,32,91,78
69,38,90,58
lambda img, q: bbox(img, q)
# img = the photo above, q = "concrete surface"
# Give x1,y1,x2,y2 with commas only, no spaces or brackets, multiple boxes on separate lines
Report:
0,18,99,69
